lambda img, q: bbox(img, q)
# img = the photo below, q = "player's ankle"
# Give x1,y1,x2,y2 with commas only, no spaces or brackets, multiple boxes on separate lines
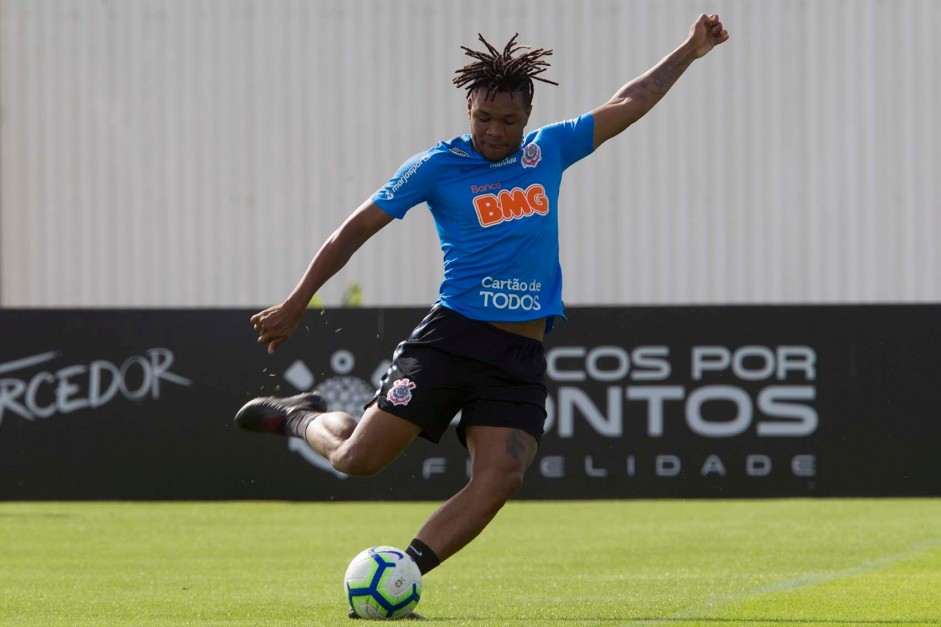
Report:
284,409,320,439
406,539,441,575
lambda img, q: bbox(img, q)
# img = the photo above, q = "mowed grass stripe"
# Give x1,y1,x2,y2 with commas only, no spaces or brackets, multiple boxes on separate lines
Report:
643,536,941,626
1,500,939,626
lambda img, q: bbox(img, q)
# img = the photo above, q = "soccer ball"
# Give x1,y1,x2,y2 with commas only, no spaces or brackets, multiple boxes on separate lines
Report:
344,546,422,619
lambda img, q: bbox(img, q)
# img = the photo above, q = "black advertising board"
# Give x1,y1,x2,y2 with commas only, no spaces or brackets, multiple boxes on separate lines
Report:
0,306,939,500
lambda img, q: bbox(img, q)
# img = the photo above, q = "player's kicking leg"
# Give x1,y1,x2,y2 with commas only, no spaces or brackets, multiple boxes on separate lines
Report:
234,391,328,436
235,395,422,477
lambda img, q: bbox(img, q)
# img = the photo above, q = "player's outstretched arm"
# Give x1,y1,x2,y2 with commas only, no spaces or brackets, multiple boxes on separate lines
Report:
591,13,729,149
251,201,394,354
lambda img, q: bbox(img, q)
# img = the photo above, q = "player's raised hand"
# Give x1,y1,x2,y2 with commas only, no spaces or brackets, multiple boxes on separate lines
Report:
687,14,729,59
251,300,304,354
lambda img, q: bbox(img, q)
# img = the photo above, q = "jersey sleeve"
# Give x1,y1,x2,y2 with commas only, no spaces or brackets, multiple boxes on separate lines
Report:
370,150,435,219
542,112,596,170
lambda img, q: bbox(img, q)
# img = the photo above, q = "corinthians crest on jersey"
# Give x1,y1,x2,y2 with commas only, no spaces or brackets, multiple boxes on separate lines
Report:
521,142,542,168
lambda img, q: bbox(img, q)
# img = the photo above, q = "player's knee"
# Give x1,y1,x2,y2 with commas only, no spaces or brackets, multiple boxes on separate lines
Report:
471,473,524,518
475,466,525,501
501,470,526,497
329,413,357,440
330,444,385,478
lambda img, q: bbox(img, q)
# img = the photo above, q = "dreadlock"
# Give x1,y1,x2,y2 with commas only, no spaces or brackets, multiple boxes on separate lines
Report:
452,33,558,106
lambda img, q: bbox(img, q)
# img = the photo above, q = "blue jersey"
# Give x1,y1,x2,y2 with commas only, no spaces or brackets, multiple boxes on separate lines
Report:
371,113,595,325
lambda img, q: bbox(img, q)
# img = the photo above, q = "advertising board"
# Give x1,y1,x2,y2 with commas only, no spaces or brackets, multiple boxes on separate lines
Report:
1,306,938,499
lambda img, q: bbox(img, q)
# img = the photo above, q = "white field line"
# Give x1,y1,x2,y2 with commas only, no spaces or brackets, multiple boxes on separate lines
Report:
623,537,941,626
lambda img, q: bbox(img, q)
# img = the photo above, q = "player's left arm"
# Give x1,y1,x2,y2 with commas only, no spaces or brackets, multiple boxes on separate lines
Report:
591,13,729,150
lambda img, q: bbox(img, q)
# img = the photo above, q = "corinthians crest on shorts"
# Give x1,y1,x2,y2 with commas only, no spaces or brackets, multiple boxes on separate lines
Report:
386,378,417,406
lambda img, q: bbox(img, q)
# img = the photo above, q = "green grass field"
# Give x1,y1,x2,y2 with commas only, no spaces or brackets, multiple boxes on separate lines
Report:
2,499,939,626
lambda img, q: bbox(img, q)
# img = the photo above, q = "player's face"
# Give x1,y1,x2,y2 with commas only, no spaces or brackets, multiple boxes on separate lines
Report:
467,89,532,162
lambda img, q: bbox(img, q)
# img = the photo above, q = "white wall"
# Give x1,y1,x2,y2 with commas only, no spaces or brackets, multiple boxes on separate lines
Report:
2,0,938,307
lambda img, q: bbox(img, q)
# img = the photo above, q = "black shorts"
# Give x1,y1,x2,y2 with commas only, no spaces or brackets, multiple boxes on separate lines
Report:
367,304,547,447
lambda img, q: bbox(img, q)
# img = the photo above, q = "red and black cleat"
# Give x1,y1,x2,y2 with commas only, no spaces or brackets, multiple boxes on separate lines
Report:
234,392,327,436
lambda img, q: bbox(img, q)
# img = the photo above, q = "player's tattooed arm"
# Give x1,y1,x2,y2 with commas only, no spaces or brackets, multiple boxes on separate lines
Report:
611,54,694,103
590,14,729,149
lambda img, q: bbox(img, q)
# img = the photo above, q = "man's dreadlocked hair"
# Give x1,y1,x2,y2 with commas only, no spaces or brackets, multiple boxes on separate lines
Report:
452,33,558,106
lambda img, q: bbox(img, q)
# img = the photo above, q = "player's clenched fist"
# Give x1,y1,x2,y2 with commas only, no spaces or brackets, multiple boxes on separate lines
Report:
688,13,729,59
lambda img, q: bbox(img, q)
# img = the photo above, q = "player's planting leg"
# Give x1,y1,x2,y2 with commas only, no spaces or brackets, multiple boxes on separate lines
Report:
407,426,538,570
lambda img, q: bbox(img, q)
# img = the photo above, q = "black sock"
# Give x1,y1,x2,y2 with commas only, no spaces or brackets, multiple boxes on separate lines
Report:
284,410,319,439
406,538,441,575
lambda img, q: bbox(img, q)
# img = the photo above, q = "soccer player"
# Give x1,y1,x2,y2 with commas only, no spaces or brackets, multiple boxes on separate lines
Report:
236,14,728,618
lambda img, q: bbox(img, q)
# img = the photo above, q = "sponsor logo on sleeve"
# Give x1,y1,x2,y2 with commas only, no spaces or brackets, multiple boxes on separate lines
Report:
376,154,431,201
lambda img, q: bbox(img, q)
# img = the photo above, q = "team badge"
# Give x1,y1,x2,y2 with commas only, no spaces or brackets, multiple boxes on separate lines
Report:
386,378,417,406
521,142,542,168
